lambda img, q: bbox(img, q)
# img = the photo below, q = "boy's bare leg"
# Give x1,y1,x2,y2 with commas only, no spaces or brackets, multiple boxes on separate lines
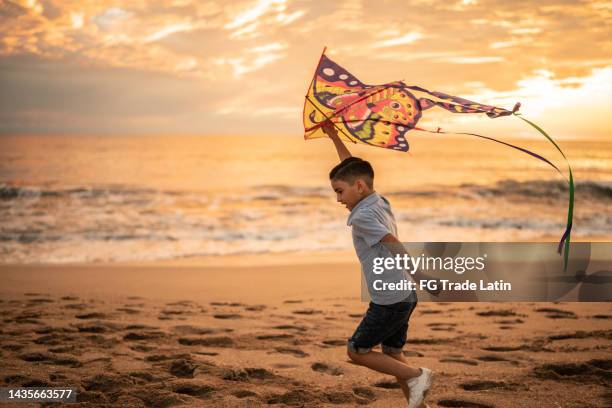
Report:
347,349,421,380
387,351,415,403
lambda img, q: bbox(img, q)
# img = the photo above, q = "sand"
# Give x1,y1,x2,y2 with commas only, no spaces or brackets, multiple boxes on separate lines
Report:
0,254,610,407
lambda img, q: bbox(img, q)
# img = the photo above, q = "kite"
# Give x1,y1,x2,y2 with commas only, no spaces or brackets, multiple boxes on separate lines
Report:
303,47,574,271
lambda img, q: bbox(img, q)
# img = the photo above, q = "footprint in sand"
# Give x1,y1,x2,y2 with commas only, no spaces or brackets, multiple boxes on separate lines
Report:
476,354,518,365
321,339,345,347
73,321,122,333
408,337,454,345
116,307,140,314
533,359,611,384
49,345,75,353
3,374,30,385
272,363,299,369
170,381,216,398
222,367,276,382
81,334,119,349
14,311,43,324
166,300,196,307
266,389,317,405
311,362,343,376
171,325,233,335
352,386,377,402
2,343,24,351
373,379,400,389
476,309,518,317
127,389,187,407
34,333,77,345
145,353,191,362
210,301,244,307
256,333,294,340
61,296,80,301
460,380,517,391
4,375,50,387
123,330,167,341
439,357,479,366
169,358,197,378
178,336,234,347
245,304,266,311
26,298,54,305
428,322,457,332
127,371,158,384
437,399,495,408
548,329,611,341
35,326,77,334
19,351,82,368
419,309,443,315
75,312,108,319
160,309,191,316
213,313,242,319
403,350,424,357
495,318,524,325
534,307,577,319
481,345,523,352
292,309,323,315
232,389,258,398
64,303,89,310
81,373,137,400
272,347,309,358
125,324,159,330
130,344,155,352
271,324,308,332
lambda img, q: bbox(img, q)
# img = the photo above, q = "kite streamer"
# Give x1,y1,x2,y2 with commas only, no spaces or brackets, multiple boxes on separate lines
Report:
303,47,574,270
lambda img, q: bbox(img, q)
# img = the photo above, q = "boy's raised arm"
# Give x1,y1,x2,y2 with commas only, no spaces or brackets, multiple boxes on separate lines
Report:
322,121,352,162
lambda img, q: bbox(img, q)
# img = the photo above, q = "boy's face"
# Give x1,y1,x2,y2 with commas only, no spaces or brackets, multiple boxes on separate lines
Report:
331,178,367,211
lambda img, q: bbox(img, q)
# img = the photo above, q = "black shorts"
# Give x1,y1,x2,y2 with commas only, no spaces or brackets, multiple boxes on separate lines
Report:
347,300,418,354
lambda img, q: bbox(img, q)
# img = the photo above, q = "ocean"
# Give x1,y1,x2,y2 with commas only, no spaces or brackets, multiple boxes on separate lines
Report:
1,134,611,263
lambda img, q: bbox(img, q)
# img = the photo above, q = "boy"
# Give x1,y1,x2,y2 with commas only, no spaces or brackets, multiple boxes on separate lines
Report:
322,121,434,408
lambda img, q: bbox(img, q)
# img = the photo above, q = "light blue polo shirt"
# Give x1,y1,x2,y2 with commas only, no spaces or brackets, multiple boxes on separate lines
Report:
347,192,417,305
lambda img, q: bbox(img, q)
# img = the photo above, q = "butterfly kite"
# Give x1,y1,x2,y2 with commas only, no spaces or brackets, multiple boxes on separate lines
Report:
303,47,574,270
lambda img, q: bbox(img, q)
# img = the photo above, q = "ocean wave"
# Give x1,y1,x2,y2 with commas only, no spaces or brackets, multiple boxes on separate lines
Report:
466,179,612,200
0,183,164,201
387,179,612,202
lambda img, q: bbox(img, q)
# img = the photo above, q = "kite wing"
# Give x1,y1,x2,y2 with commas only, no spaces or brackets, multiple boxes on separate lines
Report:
303,50,518,152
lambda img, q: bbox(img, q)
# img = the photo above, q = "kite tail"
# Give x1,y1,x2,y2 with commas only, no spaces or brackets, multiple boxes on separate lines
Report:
402,83,519,118
514,114,574,271
414,120,574,271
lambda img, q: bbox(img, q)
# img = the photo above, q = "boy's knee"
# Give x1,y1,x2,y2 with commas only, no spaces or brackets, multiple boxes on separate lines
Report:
347,342,371,361
347,348,362,361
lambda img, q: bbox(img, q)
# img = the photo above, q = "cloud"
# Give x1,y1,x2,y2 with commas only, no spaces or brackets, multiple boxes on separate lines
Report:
0,0,610,137
145,22,195,43
441,56,506,64
371,32,423,48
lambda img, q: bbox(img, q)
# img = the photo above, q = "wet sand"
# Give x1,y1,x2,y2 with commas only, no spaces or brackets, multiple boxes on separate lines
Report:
0,256,610,407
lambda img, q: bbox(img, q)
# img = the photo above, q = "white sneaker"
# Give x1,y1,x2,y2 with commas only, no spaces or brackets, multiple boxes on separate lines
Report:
406,367,433,408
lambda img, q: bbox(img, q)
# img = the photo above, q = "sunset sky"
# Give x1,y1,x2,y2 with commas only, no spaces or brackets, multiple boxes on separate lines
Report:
1,0,611,138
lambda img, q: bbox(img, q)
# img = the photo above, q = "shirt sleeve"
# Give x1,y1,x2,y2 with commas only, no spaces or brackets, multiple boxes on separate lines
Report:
351,209,391,247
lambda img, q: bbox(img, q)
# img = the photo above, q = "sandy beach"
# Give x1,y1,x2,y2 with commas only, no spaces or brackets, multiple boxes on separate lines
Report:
2,1,611,407
1,253,610,408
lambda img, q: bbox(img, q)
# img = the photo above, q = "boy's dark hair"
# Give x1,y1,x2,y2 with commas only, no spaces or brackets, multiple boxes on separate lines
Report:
329,157,374,189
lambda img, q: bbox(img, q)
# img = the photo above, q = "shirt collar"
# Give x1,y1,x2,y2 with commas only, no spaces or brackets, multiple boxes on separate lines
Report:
347,191,380,226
